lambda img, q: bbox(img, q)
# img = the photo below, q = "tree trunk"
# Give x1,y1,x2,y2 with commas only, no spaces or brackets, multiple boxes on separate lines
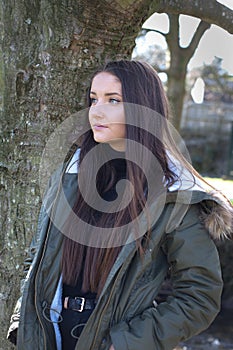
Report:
165,15,210,131
0,1,151,347
167,70,186,131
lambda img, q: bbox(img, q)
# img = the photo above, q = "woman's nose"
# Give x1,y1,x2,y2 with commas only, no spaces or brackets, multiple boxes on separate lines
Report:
90,103,106,118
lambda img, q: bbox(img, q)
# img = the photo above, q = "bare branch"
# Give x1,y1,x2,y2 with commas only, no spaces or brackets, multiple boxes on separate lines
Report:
142,27,167,37
182,20,211,62
150,0,233,34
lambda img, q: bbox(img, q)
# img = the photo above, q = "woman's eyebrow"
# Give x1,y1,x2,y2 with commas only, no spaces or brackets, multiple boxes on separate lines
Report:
90,91,122,96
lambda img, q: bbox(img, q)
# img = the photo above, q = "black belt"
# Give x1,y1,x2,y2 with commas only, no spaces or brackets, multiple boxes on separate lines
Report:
64,296,97,312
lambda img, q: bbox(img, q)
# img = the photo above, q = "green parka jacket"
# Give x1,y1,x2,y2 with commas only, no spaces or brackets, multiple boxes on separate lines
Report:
7,152,233,350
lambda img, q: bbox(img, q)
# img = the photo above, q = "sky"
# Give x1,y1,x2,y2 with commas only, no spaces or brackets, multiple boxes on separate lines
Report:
135,0,233,75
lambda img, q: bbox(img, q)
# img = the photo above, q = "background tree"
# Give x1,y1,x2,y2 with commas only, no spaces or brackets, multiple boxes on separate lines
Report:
202,57,233,103
140,15,211,131
1,1,233,348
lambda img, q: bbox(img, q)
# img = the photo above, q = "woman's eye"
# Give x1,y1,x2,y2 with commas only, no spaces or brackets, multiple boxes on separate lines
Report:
90,98,97,105
109,98,121,104
90,97,121,105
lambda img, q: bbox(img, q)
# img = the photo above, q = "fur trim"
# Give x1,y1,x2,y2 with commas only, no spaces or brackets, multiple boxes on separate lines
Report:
200,192,233,240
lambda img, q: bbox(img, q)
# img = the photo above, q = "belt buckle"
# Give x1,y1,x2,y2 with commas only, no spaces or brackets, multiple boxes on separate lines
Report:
75,296,85,312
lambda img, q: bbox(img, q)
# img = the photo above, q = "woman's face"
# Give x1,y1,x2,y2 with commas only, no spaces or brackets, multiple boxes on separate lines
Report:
89,72,126,151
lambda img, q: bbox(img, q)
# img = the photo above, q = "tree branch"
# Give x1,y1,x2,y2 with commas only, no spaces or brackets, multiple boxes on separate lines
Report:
149,0,233,34
141,27,167,37
182,20,211,62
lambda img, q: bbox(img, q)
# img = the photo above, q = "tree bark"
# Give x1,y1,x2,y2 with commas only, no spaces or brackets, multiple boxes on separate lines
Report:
0,1,151,347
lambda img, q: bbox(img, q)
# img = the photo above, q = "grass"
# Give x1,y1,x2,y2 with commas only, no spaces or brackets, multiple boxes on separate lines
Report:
204,177,233,202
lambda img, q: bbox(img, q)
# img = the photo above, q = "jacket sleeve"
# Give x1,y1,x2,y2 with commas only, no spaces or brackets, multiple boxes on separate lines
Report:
7,159,71,344
7,203,47,343
6,164,60,344
110,204,223,350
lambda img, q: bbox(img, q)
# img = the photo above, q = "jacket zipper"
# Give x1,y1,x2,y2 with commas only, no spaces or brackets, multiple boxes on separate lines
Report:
89,249,136,350
90,274,121,350
34,159,71,349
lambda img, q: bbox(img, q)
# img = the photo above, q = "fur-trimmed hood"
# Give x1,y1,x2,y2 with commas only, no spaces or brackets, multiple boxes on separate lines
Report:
200,191,233,240
167,154,233,241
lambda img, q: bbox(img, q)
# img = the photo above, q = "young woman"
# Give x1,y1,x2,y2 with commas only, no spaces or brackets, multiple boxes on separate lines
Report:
8,60,232,350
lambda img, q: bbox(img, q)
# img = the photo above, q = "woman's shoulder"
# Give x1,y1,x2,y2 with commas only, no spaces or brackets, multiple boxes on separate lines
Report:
165,189,233,240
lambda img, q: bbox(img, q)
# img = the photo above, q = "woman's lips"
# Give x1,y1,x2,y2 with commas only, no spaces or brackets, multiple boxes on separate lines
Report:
93,124,108,130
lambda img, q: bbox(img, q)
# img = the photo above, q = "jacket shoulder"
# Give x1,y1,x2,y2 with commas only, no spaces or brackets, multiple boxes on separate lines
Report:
165,190,233,240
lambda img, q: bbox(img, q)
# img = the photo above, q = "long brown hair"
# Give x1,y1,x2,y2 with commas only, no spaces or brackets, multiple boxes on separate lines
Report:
61,60,181,295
